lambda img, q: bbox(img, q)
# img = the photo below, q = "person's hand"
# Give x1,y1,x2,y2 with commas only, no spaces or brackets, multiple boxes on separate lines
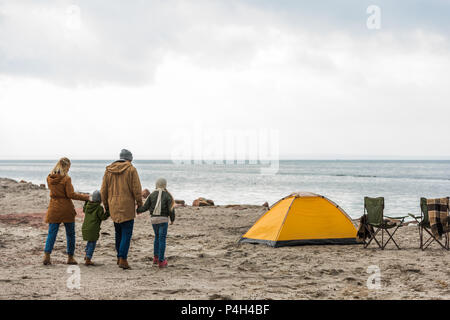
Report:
170,221,174,225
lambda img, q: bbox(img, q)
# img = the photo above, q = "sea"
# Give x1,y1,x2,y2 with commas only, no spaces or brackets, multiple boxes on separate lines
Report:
1,160,449,220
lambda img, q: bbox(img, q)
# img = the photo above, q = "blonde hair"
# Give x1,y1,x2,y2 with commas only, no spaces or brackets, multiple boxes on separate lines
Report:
51,157,71,176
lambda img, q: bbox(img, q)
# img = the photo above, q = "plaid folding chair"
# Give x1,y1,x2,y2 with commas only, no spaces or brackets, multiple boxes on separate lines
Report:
408,197,449,250
363,197,407,250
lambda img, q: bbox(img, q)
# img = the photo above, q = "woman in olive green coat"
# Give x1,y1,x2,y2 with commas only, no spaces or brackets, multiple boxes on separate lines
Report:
82,190,109,266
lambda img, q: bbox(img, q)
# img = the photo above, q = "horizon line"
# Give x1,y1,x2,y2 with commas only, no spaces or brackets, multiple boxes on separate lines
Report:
1,158,450,161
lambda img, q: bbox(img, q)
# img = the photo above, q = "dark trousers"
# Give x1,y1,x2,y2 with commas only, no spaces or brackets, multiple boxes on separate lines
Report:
152,222,168,262
114,219,134,260
44,222,75,255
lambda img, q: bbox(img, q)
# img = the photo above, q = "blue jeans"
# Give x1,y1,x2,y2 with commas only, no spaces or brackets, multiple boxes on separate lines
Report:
85,241,97,259
114,219,134,260
152,223,168,262
44,222,76,255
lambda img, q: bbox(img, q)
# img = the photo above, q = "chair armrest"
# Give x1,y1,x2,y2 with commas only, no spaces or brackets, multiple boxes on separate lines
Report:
385,215,407,220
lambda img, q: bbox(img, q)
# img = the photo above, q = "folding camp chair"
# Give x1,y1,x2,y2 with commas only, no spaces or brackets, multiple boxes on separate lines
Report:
408,198,449,250
363,197,407,250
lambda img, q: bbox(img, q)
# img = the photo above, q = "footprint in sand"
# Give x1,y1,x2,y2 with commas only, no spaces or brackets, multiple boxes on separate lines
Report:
344,277,357,282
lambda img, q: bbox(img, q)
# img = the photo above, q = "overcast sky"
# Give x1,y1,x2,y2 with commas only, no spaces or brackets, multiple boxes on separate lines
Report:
0,0,449,160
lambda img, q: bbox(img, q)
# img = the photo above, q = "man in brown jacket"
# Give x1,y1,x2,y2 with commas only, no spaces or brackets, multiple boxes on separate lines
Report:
101,149,143,269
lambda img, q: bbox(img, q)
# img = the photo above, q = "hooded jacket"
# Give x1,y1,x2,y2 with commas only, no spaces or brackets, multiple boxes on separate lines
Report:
45,174,90,223
82,201,110,241
100,160,143,224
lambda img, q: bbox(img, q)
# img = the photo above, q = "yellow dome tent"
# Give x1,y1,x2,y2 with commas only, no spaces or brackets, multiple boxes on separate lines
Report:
239,192,358,247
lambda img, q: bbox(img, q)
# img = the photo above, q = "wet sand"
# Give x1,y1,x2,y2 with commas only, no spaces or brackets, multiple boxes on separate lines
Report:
0,178,449,300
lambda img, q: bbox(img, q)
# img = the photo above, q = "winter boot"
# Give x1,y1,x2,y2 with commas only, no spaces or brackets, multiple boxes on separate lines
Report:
43,252,51,265
158,259,168,269
67,255,78,265
118,258,131,270
84,257,94,266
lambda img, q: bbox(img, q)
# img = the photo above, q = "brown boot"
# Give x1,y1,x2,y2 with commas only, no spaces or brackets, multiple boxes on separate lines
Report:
118,258,131,270
67,255,78,265
43,252,51,265
84,257,94,266
117,258,120,265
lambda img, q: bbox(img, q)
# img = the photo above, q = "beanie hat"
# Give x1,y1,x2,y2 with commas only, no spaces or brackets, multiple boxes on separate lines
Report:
91,190,101,203
120,149,133,161
155,178,167,189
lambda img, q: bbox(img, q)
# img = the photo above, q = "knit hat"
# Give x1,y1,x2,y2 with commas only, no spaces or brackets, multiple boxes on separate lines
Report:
91,190,101,203
120,149,133,161
153,178,167,217
155,178,167,189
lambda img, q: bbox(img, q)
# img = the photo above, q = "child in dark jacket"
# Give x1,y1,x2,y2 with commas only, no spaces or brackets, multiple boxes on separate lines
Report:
82,190,109,266
137,178,175,268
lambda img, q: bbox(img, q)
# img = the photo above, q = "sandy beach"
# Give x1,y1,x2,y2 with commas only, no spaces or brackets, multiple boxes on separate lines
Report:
0,177,449,300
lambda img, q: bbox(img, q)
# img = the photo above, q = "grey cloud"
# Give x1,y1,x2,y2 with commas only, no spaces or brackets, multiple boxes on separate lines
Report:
243,0,450,33
0,0,449,87
0,1,275,86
